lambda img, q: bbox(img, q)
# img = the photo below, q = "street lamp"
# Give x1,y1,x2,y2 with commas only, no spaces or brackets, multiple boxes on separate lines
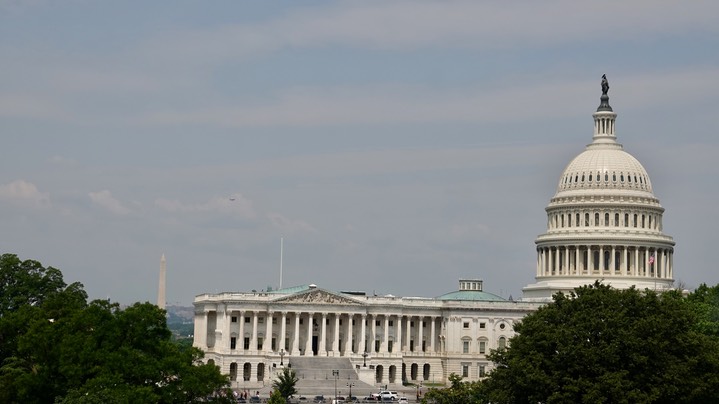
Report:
279,349,285,366
347,382,355,401
332,370,339,402
362,351,368,367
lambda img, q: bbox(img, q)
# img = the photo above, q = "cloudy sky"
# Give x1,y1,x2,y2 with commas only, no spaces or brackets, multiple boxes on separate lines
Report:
2,1,718,305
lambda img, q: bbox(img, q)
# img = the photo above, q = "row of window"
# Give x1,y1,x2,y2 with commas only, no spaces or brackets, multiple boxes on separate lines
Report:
461,337,506,354
549,211,661,231
462,322,506,330
230,316,428,328
227,335,430,353
561,170,649,189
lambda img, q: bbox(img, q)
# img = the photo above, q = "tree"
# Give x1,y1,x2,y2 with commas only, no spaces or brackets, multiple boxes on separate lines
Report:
267,389,286,404
483,282,719,404
0,254,234,403
272,367,299,400
421,373,487,404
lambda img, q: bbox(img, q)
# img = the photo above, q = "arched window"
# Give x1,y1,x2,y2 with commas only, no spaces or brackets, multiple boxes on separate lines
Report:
625,213,629,227
595,213,600,226
633,214,638,228
498,337,506,350
585,213,590,227
614,213,619,227
605,213,609,226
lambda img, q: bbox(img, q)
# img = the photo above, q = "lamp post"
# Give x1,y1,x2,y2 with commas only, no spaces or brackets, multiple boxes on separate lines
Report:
347,382,355,402
279,349,285,366
362,351,368,367
332,370,339,402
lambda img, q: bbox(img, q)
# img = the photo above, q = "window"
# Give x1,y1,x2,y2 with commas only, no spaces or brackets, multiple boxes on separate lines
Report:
479,322,486,329
625,213,629,227
245,317,250,323
585,213,590,226
231,316,238,323
498,337,506,349
230,337,237,350
615,213,619,227
243,337,250,350
388,341,393,352
272,317,277,324
299,318,304,325
595,213,600,226
340,319,343,325
389,320,394,327
499,323,506,330
410,321,415,328
462,364,469,377
479,365,486,377
257,337,263,350
376,320,381,326
463,341,470,353
605,213,609,226
479,341,486,354
463,322,470,329
258,317,264,324
374,340,380,352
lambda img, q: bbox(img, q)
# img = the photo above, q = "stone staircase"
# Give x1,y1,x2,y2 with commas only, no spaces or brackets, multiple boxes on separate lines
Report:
284,357,376,398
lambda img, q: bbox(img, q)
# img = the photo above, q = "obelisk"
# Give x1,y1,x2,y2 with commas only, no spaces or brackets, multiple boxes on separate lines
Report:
157,254,166,309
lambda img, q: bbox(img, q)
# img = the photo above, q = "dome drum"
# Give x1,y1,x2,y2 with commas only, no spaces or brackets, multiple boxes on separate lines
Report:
523,78,676,301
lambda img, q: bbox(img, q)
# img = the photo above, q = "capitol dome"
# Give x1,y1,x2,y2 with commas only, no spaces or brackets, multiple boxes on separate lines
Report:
522,77,675,301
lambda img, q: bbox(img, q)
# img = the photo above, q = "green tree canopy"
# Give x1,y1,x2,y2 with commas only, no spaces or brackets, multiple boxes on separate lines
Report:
272,366,299,399
483,282,719,404
0,253,233,403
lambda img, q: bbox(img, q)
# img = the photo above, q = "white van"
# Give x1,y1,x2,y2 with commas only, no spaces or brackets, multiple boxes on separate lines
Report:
379,391,399,400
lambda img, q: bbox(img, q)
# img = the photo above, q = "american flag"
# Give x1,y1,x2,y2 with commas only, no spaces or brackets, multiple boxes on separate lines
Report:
648,253,655,265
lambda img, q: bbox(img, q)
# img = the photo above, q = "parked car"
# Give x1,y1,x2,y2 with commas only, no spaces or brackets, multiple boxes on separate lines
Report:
249,396,261,403
313,395,325,403
398,398,409,403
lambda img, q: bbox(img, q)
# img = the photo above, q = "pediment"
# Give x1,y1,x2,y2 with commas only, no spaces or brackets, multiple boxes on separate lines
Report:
274,289,363,306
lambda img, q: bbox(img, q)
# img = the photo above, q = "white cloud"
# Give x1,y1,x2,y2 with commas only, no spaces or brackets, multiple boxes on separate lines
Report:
155,193,256,219
267,212,317,235
142,1,719,62
88,190,131,215
143,67,719,128
0,179,50,208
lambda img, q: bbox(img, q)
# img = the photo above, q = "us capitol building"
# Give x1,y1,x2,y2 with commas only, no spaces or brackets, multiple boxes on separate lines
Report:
192,78,676,391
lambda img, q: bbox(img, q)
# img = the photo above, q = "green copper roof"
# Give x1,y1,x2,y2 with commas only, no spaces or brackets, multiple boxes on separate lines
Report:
436,290,506,301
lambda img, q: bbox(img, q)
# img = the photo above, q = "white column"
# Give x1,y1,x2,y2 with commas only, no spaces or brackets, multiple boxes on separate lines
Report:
429,317,436,353
293,312,300,354
382,316,389,353
370,314,376,353
238,310,245,351
344,314,352,355
360,314,367,354
332,314,340,355
305,313,313,355
396,315,403,353
418,316,424,352
599,246,605,272
320,313,327,355
405,316,412,350
265,311,274,353
194,310,208,348
280,311,287,353
251,312,258,352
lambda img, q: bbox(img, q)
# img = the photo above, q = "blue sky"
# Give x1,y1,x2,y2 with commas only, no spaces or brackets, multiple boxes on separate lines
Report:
2,1,718,305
